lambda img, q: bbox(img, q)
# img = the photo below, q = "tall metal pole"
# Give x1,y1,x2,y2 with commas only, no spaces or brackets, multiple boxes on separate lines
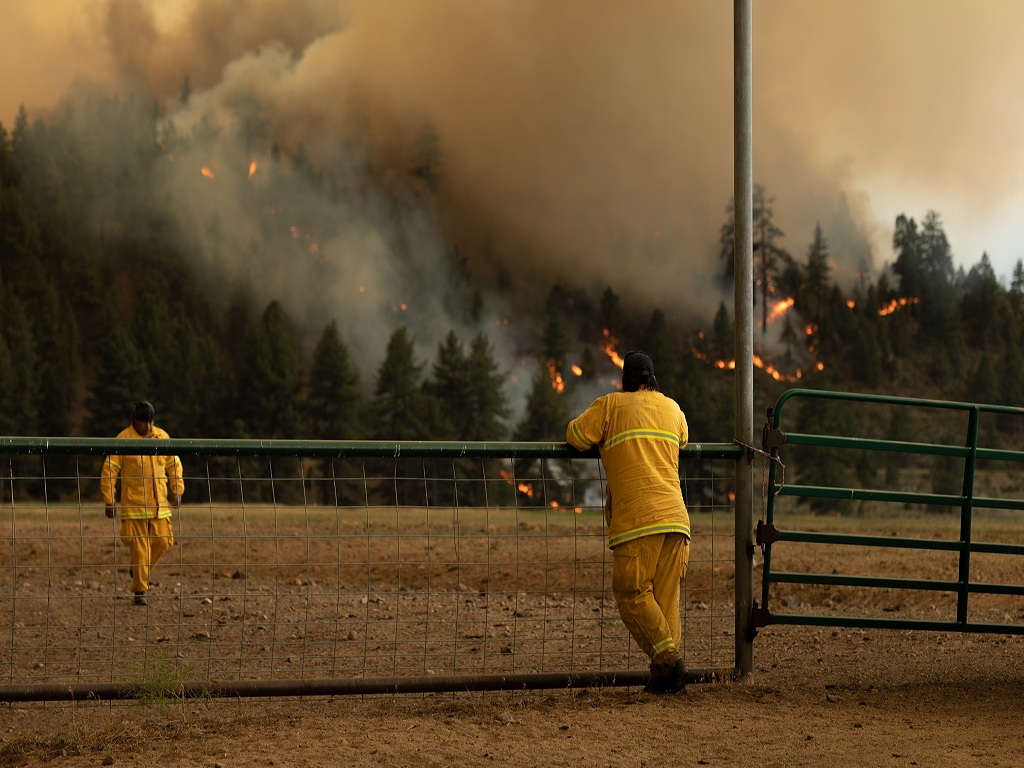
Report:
733,0,755,681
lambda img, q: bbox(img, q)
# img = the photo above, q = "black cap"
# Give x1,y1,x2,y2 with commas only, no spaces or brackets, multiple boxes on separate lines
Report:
133,401,155,422
622,351,654,376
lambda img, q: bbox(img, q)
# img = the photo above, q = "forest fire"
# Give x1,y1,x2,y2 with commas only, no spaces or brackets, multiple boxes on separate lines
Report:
766,297,795,323
498,469,534,498
878,297,919,316
602,328,624,368
546,359,565,393
694,348,815,383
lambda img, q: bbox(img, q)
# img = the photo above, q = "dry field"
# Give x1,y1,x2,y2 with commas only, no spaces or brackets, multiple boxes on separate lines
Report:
2,506,1024,767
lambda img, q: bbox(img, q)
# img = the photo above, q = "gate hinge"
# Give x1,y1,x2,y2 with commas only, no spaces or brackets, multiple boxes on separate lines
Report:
750,601,775,630
755,519,780,547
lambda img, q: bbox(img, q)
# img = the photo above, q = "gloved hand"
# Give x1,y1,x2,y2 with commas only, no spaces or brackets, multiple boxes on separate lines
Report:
104,505,115,519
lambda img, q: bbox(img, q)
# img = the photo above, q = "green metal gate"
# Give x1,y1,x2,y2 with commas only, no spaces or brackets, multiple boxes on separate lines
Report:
753,388,1024,634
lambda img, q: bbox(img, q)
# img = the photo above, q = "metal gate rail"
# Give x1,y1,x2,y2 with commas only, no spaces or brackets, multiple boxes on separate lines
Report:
754,388,1024,634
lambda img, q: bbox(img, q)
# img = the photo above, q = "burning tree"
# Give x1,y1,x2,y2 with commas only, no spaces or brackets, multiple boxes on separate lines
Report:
718,184,794,336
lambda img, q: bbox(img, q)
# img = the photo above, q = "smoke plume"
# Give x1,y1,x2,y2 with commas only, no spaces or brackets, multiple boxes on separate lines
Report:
4,0,1024,401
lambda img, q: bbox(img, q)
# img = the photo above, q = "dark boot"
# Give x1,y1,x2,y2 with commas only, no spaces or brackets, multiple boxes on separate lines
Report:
644,657,687,694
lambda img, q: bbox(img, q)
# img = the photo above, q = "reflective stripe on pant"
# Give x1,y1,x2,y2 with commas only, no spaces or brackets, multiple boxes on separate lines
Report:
611,532,690,664
120,517,174,593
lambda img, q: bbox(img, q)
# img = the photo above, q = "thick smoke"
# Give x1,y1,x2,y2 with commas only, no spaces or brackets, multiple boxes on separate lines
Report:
4,0,1024,402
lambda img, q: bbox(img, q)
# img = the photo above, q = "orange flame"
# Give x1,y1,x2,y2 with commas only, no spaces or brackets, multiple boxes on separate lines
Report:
546,360,565,394
878,297,919,316
200,167,215,179
499,469,536,498
571,365,583,376
766,297,795,323
601,329,624,368
248,158,258,177
695,348,807,383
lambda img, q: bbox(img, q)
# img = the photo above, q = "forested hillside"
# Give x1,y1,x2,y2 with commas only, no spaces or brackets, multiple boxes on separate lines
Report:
2,97,1023,451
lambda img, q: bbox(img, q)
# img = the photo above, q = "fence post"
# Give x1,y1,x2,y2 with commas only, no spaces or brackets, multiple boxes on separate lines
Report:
732,0,755,681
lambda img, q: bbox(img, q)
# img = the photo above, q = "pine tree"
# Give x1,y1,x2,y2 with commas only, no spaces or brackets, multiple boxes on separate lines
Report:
83,323,150,437
803,223,831,324
305,320,363,504
514,361,571,507
132,291,178,427
34,286,79,437
515,363,569,442
711,301,734,361
306,320,362,439
960,253,1006,349
369,327,434,505
851,324,882,388
719,184,790,334
236,300,301,439
464,333,511,441
640,308,678,399
0,335,16,435
427,331,468,440
1,288,39,434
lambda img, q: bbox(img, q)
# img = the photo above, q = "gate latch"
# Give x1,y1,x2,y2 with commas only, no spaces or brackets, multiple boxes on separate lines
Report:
762,424,787,452
755,519,780,547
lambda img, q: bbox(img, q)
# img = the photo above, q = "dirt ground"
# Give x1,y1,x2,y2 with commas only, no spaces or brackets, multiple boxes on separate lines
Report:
3,627,1023,767
3,507,1024,767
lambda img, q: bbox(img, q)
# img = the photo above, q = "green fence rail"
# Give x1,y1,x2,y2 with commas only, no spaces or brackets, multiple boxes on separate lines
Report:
753,389,1024,635
0,437,742,461
0,436,742,701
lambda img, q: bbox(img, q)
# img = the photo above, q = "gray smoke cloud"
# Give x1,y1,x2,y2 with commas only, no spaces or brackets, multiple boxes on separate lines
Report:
4,0,1024,407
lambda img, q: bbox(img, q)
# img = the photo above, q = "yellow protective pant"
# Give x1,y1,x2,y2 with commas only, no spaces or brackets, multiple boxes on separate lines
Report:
611,532,690,666
120,517,174,594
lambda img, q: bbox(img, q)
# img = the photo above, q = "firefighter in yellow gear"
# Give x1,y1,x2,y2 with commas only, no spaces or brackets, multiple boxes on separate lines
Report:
101,401,184,606
567,352,690,694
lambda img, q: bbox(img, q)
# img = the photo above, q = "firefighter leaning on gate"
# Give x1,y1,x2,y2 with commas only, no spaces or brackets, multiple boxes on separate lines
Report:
101,401,185,606
566,351,690,694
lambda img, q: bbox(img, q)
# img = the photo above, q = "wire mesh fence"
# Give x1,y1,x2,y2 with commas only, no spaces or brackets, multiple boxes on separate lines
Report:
0,441,739,699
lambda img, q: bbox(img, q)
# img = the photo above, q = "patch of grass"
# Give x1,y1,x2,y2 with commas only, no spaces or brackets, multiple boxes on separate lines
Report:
129,659,212,713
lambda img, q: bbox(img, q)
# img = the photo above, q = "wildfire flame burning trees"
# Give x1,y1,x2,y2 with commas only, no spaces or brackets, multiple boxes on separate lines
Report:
602,328,624,369
765,297,795,324
878,297,919,316
546,359,565,393
497,469,582,512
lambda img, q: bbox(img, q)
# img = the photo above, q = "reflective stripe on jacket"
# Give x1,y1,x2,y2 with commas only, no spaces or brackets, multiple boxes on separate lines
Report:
101,424,184,519
567,389,689,548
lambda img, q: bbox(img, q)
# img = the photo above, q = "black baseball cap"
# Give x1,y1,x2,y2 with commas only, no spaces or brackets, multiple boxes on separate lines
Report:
133,401,155,422
622,351,655,376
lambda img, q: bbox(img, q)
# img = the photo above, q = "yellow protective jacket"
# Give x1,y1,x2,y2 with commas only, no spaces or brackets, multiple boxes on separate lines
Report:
101,423,184,520
567,389,689,548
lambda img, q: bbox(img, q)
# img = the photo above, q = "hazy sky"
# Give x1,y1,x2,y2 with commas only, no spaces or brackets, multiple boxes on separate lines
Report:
3,0,1024,312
